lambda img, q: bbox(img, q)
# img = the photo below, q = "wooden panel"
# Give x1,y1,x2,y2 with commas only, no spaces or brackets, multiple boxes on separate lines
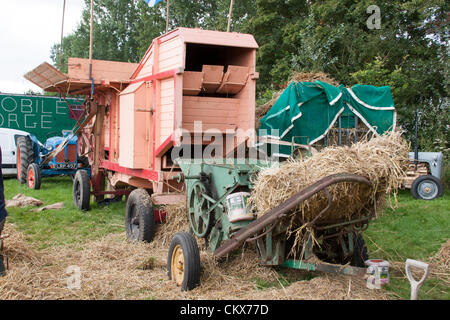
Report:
178,28,259,49
158,37,183,72
216,65,249,95
136,49,154,78
183,71,203,95
182,96,240,133
202,65,224,93
24,62,68,90
118,93,135,167
158,78,175,145
68,57,138,81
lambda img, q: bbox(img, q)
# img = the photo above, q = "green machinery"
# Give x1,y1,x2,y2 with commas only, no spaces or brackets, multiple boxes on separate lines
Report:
168,159,375,291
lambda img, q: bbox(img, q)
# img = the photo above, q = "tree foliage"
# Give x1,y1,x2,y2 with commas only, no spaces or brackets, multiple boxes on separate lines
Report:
52,0,448,151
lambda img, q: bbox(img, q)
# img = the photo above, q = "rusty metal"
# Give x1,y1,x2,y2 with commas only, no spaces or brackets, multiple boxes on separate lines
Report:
245,222,278,243
315,262,366,276
214,173,372,259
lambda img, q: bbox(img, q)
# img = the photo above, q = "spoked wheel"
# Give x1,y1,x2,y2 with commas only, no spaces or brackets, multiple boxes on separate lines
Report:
167,232,201,291
125,189,155,243
73,170,91,211
188,181,214,238
27,163,41,190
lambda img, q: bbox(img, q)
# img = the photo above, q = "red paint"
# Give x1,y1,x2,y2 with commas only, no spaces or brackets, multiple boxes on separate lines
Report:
154,209,167,223
100,160,159,182
130,69,177,85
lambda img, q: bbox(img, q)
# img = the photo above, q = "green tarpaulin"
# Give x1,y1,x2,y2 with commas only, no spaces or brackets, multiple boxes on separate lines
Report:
258,81,396,157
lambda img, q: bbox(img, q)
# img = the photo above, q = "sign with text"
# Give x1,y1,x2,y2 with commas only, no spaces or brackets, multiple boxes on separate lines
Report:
0,93,84,142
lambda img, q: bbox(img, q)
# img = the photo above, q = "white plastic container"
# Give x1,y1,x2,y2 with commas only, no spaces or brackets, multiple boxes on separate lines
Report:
365,259,390,288
226,192,253,223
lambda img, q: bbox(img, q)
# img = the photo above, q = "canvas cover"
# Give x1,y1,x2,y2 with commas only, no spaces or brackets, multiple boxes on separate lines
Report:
258,81,397,157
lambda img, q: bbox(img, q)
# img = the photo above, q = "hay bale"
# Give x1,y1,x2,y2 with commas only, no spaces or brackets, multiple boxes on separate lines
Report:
156,202,190,246
248,132,410,251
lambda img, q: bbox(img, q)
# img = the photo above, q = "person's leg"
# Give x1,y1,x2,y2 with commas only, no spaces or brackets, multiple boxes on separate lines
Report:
0,218,5,237
0,218,5,276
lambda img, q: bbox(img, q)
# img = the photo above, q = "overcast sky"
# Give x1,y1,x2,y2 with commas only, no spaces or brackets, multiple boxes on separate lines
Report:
0,0,85,94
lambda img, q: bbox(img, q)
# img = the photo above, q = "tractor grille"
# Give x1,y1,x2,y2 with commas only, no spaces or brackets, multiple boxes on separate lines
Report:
55,145,77,163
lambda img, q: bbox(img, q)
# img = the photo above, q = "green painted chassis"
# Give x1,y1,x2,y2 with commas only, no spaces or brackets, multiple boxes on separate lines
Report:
176,159,373,276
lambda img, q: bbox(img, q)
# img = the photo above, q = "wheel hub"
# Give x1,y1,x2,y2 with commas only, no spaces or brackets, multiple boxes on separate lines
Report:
28,168,35,188
418,180,438,200
171,244,184,286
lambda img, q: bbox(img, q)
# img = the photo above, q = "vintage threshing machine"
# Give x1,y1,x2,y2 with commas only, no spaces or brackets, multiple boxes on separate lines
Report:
25,28,376,291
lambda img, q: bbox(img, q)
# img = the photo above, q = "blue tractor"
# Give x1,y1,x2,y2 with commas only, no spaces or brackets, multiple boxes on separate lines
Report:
16,132,90,189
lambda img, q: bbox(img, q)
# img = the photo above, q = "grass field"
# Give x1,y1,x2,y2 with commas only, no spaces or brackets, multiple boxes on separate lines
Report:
2,175,449,300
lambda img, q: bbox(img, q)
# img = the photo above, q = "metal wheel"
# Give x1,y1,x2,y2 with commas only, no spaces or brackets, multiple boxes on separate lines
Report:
167,232,200,291
411,175,443,200
170,244,185,286
27,163,41,190
188,181,213,238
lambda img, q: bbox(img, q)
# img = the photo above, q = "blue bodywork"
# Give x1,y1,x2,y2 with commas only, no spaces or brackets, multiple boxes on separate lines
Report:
30,132,90,178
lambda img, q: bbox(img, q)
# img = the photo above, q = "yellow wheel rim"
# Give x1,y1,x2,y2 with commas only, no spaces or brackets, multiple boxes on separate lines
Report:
171,244,184,286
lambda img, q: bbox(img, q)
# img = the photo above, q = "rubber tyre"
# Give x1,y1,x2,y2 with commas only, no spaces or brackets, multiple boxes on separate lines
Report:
351,234,368,268
125,189,155,243
27,163,41,190
16,136,34,184
167,232,201,292
411,175,443,200
73,170,91,211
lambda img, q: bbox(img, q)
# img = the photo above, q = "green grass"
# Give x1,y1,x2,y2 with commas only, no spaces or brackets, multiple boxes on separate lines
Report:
3,175,126,249
364,190,450,300
2,175,449,299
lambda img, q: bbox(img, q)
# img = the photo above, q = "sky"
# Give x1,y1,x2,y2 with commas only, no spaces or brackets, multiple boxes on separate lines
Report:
0,0,85,94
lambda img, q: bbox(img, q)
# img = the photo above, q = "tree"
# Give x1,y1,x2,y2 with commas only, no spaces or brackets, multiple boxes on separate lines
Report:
52,0,142,72
246,0,448,150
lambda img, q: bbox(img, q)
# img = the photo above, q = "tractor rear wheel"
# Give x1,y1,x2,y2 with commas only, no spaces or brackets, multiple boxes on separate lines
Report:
167,232,200,291
27,163,41,190
125,189,155,243
411,175,443,200
73,170,91,211
16,136,34,184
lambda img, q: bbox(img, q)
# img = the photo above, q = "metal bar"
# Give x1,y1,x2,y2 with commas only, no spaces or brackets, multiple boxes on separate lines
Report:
214,174,372,258
282,259,316,271
338,116,342,145
315,215,373,231
315,263,366,277
92,190,131,196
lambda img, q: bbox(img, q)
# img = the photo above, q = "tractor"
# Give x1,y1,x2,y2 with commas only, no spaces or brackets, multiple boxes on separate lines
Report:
16,132,90,190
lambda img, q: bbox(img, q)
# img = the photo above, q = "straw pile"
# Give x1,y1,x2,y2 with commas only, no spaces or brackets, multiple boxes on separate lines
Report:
248,131,410,253
255,72,339,128
0,219,394,300
428,240,450,284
